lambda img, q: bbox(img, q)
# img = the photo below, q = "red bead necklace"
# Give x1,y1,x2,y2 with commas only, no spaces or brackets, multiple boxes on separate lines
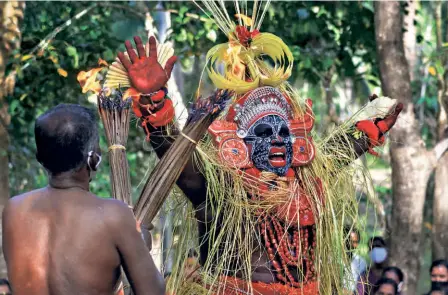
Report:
259,214,317,287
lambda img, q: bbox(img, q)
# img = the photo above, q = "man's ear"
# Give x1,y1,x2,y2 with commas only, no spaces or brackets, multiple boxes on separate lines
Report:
87,151,102,171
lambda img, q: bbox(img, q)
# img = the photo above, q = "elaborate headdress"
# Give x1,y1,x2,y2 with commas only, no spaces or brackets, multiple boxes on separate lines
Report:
201,1,293,94
197,2,316,174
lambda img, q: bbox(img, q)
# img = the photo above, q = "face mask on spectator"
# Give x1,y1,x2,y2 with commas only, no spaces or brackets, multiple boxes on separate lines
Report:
431,281,448,290
370,247,388,264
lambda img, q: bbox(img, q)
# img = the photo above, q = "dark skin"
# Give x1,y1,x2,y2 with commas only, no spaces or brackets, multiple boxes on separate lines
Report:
2,141,164,295
120,36,402,284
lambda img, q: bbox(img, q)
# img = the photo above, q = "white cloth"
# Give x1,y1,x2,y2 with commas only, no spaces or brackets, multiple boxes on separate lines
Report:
349,254,367,291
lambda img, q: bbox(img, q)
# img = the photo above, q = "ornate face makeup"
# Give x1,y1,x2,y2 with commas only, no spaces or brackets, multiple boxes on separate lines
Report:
208,86,316,172
244,115,293,176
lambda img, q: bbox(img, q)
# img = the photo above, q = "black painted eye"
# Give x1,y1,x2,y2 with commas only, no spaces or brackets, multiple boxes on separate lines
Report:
278,124,290,137
254,123,274,138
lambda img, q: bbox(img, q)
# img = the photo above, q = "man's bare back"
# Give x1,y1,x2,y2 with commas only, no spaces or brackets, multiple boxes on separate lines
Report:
2,104,164,295
3,186,162,295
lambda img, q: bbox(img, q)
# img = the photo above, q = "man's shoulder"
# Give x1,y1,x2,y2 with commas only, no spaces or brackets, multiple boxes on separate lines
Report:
2,188,47,225
100,198,135,224
6,188,47,210
101,198,132,211
11,187,46,200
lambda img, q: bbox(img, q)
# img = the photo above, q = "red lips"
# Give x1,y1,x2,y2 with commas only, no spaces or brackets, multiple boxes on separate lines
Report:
268,146,287,167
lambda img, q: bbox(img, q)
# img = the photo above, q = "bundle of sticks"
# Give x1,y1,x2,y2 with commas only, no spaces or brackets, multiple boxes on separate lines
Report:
133,89,232,226
97,89,133,205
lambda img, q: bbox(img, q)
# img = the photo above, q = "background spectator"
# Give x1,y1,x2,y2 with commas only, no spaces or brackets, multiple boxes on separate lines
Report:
428,285,448,295
383,266,404,294
344,226,367,292
357,236,389,295
430,259,448,291
372,277,398,295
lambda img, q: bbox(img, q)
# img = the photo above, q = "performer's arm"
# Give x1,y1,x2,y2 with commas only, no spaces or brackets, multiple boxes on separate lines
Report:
107,200,165,295
322,96,403,168
144,124,208,207
117,36,207,207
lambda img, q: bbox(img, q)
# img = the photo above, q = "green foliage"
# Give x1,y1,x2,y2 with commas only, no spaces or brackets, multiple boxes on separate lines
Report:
5,2,382,198
266,2,377,84
166,2,378,84
6,2,150,197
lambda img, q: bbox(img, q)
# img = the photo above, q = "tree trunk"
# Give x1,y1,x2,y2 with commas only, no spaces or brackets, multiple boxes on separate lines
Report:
432,0,448,260
0,0,25,278
433,153,448,260
375,2,435,293
323,68,338,128
0,1,24,205
403,0,417,81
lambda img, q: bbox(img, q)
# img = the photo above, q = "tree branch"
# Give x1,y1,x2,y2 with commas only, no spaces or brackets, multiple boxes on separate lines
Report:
17,4,209,74
166,9,209,22
97,3,146,19
20,3,98,72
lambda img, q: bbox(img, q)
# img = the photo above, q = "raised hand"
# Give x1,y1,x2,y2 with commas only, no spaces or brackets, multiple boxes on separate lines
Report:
375,102,403,135
118,36,177,94
355,101,403,155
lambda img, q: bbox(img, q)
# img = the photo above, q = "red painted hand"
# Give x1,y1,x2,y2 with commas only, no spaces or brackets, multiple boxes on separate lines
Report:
376,102,403,135
355,101,403,156
118,36,177,94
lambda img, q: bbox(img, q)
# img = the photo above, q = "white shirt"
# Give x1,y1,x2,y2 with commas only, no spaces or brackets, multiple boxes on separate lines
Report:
344,254,367,291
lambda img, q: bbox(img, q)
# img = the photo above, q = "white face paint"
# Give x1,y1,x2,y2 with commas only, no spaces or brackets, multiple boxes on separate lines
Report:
370,247,388,264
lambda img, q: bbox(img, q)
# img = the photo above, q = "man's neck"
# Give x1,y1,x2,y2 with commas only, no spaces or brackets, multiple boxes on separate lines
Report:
49,171,90,191
371,263,384,273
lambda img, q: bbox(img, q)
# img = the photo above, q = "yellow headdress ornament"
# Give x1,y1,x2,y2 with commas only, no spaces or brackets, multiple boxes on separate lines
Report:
202,2,294,94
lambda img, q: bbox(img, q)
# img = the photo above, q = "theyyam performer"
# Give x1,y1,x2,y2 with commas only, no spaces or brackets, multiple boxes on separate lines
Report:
92,1,403,294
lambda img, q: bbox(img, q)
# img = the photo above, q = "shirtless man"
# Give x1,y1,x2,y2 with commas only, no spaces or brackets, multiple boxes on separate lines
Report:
2,104,165,295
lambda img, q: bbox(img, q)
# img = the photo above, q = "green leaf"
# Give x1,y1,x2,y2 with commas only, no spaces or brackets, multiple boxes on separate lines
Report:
322,57,333,70
179,6,188,17
206,29,217,42
21,54,34,62
66,46,79,68
303,58,312,69
10,100,19,114
176,28,188,42
66,46,77,56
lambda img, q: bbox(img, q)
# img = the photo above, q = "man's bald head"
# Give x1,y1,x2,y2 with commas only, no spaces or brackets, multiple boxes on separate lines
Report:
35,104,99,175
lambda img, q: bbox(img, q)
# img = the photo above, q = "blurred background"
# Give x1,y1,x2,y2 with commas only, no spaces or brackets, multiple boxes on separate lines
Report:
0,1,446,294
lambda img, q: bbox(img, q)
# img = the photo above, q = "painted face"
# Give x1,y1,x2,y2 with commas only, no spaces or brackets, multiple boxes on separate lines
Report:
243,115,292,176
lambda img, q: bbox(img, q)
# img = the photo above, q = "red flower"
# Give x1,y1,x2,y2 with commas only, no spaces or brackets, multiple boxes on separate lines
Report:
235,25,260,47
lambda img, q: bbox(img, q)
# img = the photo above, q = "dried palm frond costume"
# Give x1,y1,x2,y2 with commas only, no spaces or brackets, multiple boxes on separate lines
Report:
94,2,403,294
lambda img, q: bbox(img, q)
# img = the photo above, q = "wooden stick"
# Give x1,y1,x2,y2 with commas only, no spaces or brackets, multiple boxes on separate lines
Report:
97,89,133,205
133,90,232,225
